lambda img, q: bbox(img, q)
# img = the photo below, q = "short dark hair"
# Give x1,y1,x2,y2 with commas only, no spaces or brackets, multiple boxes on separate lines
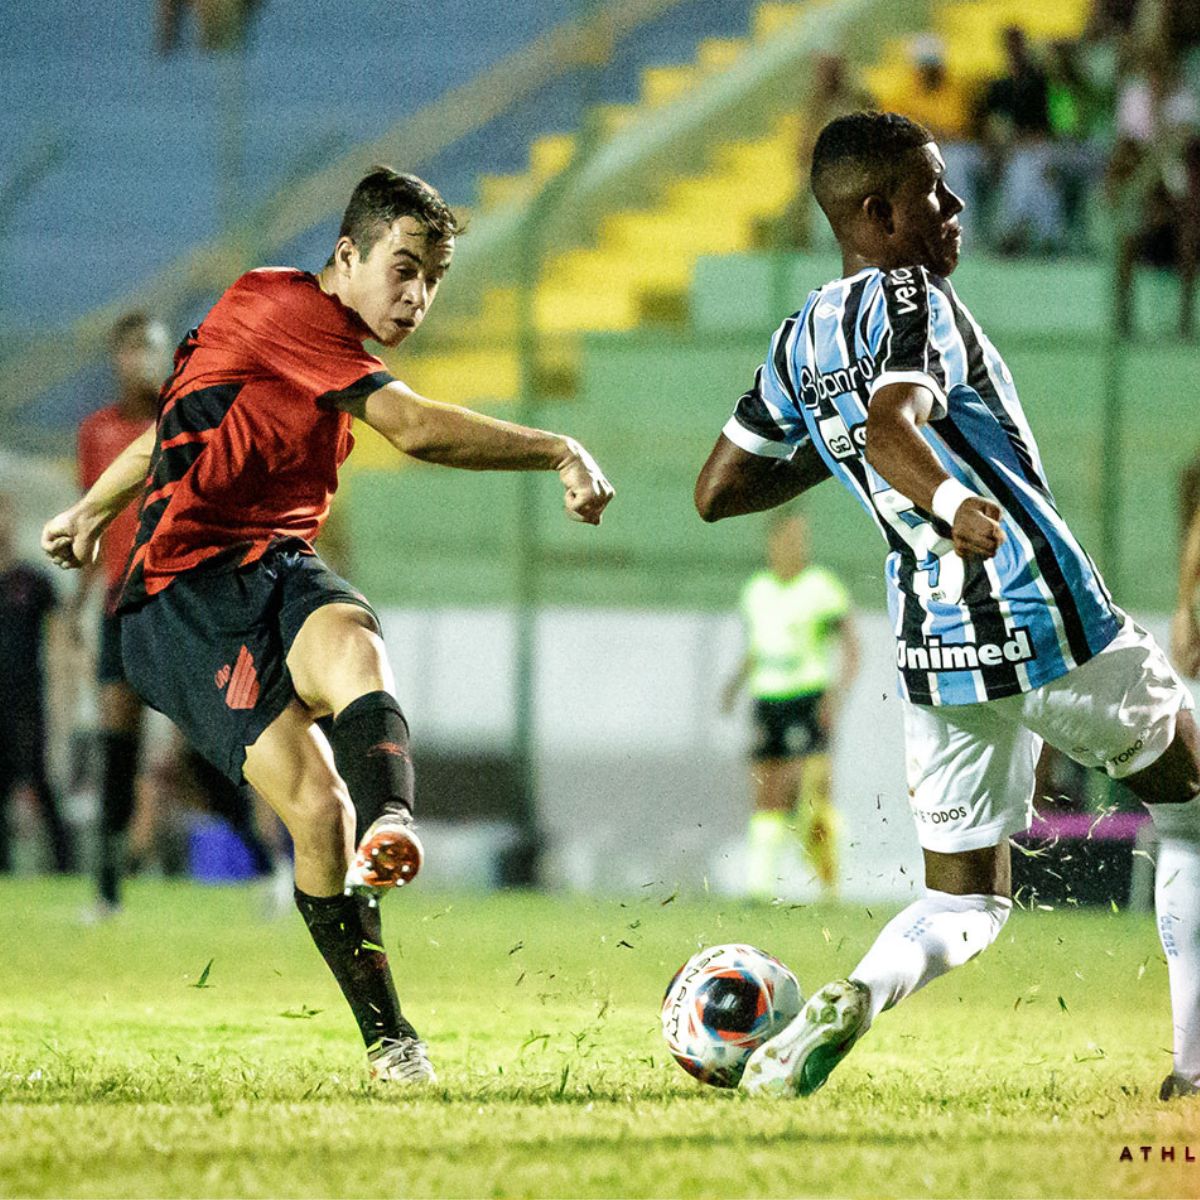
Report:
337,167,461,259
810,111,933,220
110,310,157,349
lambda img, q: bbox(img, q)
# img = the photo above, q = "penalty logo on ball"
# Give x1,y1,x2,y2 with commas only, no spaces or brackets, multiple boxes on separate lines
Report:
661,943,803,1088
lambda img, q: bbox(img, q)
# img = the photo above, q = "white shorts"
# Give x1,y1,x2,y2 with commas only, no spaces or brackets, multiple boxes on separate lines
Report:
903,617,1194,853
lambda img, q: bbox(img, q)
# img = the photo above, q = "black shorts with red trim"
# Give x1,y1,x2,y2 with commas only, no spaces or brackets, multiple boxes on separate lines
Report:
119,539,378,784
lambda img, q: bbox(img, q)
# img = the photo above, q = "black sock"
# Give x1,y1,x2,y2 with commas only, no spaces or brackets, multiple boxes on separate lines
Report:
294,888,416,1050
330,691,414,840
98,731,139,905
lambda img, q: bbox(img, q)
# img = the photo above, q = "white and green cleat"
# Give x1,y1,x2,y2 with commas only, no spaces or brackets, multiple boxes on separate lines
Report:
740,978,870,1097
368,1035,437,1084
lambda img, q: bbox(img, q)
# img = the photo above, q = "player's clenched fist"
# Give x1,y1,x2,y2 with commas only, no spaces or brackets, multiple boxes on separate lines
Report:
951,496,1005,560
556,438,614,525
41,504,102,570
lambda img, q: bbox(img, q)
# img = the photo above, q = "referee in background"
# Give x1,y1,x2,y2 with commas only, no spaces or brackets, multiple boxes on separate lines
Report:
723,511,859,900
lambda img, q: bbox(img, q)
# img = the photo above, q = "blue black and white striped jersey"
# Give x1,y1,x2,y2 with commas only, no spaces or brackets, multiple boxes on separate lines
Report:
723,266,1120,707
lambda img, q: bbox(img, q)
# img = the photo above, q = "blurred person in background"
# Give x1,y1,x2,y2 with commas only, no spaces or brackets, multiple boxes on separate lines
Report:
0,493,75,874
157,0,263,54
980,26,1066,255
722,512,859,901
1106,43,1200,337
873,36,983,241
1172,465,1200,677
74,312,283,920
1045,38,1114,252
73,312,166,917
766,53,873,250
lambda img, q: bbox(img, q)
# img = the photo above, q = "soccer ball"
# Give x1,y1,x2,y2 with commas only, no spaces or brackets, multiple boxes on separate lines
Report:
660,943,803,1088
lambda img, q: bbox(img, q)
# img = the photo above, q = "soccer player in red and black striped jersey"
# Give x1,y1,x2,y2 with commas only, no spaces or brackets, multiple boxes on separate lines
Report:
42,168,614,1083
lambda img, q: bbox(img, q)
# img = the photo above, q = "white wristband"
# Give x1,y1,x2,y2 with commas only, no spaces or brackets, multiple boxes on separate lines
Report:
931,478,978,526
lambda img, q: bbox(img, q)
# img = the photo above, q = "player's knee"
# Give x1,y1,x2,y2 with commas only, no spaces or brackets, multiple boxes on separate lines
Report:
289,608,390,714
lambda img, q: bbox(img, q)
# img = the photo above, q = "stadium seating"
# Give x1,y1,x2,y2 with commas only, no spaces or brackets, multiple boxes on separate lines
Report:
384,0,1095,414
0,0,760,330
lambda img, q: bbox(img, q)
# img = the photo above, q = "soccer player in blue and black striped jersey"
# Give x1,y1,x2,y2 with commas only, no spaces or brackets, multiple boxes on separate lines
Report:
696,112,1200,1101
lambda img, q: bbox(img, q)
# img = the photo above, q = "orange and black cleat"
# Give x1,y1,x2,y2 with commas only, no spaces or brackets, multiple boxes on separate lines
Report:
344,812,424,897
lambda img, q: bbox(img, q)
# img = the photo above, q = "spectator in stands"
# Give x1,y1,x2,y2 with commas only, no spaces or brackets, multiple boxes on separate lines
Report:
1046,39,1113,251
158,0,262,54
0,493,75,874
766,53,873,250
873,36,984,240
980,25,1067,255
722,513,859,901
1106,45,1200,337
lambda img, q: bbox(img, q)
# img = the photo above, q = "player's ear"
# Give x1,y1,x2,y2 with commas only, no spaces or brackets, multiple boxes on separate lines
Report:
332,236,359,274
862,193,894,235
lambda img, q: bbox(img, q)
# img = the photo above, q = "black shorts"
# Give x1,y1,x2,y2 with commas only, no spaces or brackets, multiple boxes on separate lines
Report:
97,598,126,686
120,540,378,784
751,694,827,761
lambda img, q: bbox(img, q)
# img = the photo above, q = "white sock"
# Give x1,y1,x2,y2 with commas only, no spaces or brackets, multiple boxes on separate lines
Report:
850,889,1012,1025
1149,793,1200,1085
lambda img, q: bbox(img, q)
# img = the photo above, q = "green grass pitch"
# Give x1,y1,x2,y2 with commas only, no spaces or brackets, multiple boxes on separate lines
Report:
0,876,1196,1199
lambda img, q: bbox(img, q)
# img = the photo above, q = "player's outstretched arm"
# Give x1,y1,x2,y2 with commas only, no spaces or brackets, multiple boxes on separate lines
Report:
41,425,156,570
866,382,1005,560
344,379,613,525
694,434,830,522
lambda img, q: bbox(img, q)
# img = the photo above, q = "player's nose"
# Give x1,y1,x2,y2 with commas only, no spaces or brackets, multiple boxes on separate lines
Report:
401,278,429,311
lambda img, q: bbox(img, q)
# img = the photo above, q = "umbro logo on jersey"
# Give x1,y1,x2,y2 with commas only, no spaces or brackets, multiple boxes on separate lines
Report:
216,644,260,710
896,629,1035,672
368,740,411,762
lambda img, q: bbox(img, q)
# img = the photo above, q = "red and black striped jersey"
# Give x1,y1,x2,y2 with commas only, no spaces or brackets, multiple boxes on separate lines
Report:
115,268,394,612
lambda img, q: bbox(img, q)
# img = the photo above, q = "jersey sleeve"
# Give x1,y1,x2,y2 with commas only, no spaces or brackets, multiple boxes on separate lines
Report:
867,267,955,419
233,273,397,408
722,319,811,459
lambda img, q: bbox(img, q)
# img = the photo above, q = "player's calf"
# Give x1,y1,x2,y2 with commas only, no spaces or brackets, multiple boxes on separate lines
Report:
330,690,424,894
295,888,431,1078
